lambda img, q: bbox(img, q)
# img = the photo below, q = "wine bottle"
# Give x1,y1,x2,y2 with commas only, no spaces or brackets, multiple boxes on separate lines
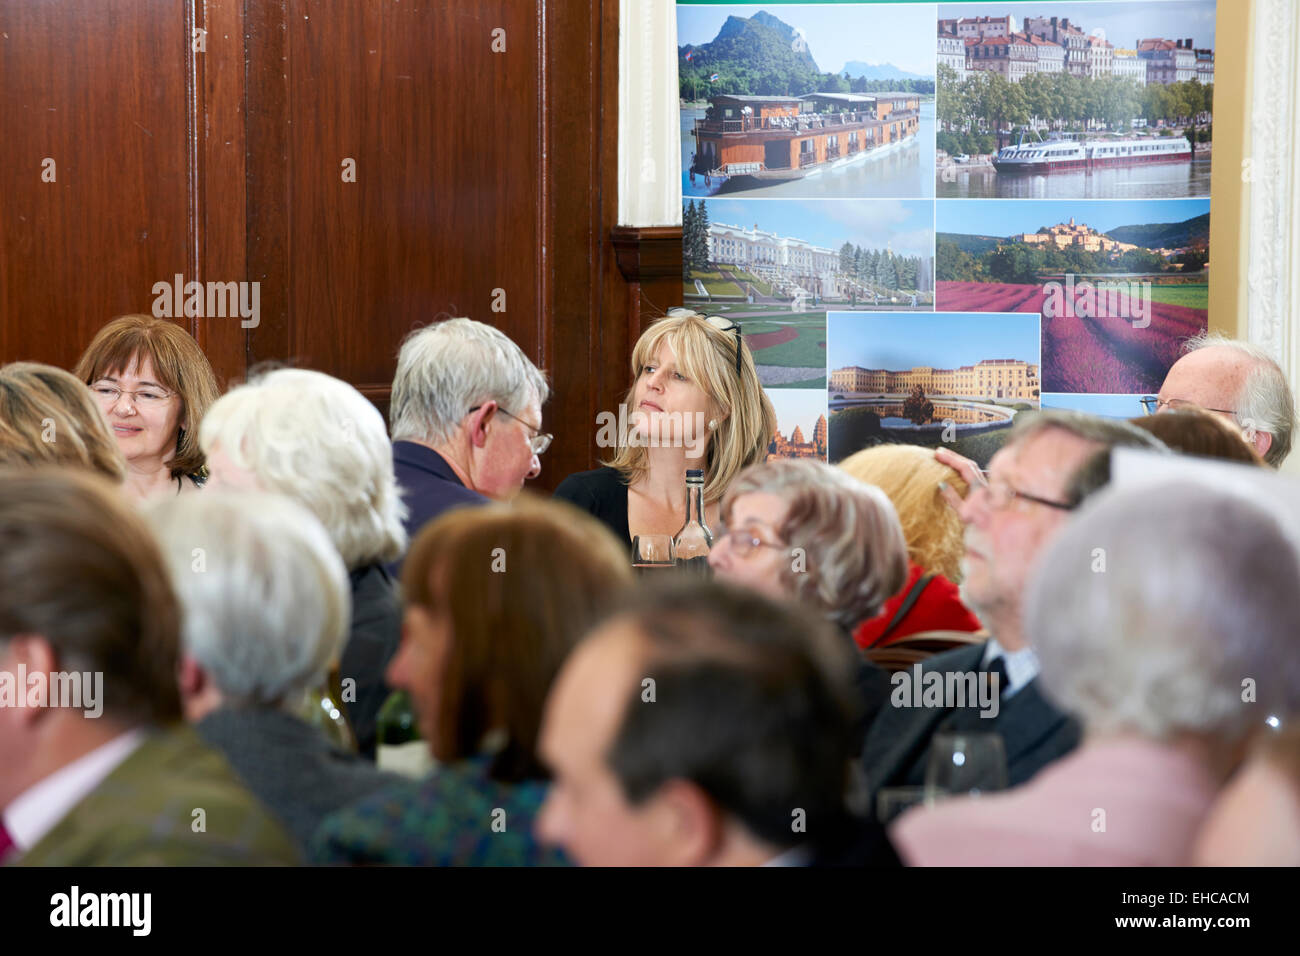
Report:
375,690,436,779
673,468,713,575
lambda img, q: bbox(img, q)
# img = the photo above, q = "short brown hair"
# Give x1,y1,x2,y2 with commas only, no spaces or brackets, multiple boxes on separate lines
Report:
1130,407,1266,466
0,363,127,482
402,494,633,781
837,444,969,582
722,458,909,630
74,314,221,478
0,468,182,725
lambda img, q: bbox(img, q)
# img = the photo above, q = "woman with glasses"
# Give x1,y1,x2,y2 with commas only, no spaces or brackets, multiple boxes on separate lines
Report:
74,314,220,500
554,309,776,548
707,458,909,741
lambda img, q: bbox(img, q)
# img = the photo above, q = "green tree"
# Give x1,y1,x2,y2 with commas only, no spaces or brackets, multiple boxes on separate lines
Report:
683,201,697,280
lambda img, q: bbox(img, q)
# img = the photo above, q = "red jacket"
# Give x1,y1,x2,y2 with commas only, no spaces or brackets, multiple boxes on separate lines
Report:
853,561,982,649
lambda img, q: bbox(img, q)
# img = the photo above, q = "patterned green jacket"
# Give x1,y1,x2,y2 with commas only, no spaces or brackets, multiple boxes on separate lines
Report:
310,755,570,866
16,725,300,866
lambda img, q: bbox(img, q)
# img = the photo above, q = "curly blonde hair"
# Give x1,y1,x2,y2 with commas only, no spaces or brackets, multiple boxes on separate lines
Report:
836,444,968,583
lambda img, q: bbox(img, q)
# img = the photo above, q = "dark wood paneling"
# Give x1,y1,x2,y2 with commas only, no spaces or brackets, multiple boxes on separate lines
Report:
0,0,192,364
0,0,684,492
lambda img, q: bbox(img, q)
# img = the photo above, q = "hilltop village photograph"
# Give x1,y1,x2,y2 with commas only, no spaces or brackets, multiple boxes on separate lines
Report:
677,4,937,198
936,1,1216,199
936,197,1210,393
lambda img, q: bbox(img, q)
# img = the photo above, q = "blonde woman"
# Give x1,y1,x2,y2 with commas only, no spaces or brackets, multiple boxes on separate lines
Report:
75,314,221,500
554,310,776,545
0,362,127,482
837,445,982,648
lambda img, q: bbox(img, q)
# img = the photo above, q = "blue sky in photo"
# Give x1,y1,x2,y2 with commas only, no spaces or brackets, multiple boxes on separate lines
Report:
677,4,938,77
827,311,1040,368
937,198,1210,236
937,1,1216,49
697,199,934,258
1042,392,1147,417
767,387,831,436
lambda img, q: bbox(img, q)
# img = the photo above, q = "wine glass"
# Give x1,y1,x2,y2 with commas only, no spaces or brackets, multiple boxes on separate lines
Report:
924,732,1008,800
631,534,675,569
875,787,932,825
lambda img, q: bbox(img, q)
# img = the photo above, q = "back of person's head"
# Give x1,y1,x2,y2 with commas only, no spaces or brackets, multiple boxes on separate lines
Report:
1183,331,1295,467
546,578,860,864
146,491,350,710
1008,409,1168,506
0,362,126,482
1027,482,1300,756
389,317,549,446
199,367,406,569
1130,406,1266,466
0,468,181,725
605,309,777,504
73,314,220,478
837,443,968,582
401,493,633,781
721,457,907,629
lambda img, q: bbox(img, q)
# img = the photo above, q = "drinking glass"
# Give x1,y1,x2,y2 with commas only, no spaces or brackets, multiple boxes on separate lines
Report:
924,732,1008,799
631,534,675,569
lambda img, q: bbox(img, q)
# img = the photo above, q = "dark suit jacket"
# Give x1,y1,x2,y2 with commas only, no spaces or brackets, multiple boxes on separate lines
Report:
390,441,487,576
17,725,298,866
861,641,1080,802
195,706,402,855
342,563,403,759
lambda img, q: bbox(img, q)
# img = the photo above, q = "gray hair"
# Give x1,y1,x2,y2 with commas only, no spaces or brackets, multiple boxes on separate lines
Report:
1027,482,1300,749
723,458,909,630
1185,331,1295,467
389,318,550,445
146,491,351,709
199,368,407,568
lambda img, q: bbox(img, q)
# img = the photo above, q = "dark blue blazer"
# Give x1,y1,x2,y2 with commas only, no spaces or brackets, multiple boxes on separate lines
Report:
389,441,488,577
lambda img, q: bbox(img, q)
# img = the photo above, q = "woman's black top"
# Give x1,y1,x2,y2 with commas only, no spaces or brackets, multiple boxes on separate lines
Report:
553,466,631,545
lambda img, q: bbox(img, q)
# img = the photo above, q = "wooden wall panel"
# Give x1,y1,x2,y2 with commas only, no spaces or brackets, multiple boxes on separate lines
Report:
0,0,192,365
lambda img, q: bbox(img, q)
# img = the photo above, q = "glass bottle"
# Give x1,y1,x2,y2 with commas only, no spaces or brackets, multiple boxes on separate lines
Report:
375,690,436,779
673,468,713,574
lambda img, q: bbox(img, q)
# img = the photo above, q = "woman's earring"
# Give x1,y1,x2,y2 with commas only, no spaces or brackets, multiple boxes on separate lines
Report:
708,418,718,431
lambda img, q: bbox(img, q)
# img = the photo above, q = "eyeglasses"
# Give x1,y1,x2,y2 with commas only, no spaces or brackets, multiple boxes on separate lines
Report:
973,469,1075,512
1140,395,1236,417
90,382,175,408
702,314,744,374
468,404,552,455
717,526,786,558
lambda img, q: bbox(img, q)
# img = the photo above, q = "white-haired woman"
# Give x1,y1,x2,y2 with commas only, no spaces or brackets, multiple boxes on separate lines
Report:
554,310,776,546
892,481,1300,866
708,457,909,741
147,491,400,853
200,368,408,759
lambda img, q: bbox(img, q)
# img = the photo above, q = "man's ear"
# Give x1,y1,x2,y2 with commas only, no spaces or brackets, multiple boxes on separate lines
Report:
467,402,496,449
1252,429,1273,461
651,778,724,867
5,635,59,727
177,654,207,699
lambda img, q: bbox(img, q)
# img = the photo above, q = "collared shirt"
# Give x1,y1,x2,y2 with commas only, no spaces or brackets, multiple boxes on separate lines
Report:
981,638,1040,699
3,730,145,855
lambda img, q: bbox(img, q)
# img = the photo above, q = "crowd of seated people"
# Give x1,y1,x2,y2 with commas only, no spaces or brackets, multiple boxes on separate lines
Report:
1,308,1298,868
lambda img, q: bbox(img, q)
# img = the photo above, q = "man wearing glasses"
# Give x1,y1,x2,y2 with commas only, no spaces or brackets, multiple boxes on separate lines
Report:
1144,332,1295,468
387,318,551,574
861,410,1163,802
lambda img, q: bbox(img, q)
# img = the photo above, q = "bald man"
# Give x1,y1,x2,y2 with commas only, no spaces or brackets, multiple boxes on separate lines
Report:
1154,333,1295,467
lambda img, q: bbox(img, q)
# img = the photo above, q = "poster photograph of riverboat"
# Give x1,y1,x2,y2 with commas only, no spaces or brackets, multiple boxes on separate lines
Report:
827,312,1040,466
683,198,935,390
935,198,1209,394
936,1,1216,199
677,4,936,199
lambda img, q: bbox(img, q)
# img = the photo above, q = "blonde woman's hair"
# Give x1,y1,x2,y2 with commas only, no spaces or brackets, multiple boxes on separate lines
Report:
0,362,127,482
199,368,407,569
74,314,221,479
837,444,968,582
603,310,776,504
722,458,909,631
